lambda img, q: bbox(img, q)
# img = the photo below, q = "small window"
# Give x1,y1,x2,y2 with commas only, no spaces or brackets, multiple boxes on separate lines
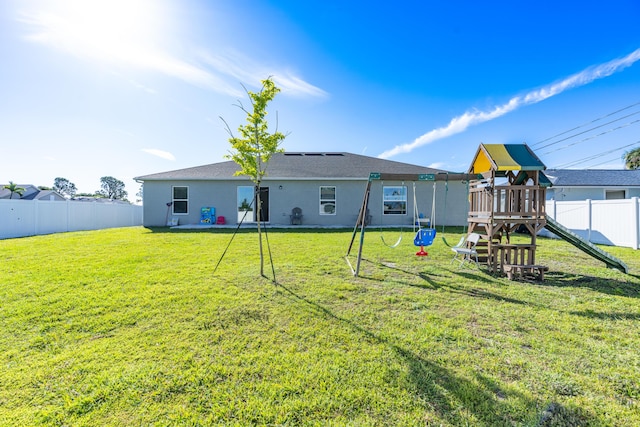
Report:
320,186,336,215
605,190,625,200
172,186,188,214
383,185,407,215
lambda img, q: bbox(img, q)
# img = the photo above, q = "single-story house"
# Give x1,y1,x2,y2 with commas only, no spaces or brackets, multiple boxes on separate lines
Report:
0,184,65,201
545,169,640,201
134,152,472,228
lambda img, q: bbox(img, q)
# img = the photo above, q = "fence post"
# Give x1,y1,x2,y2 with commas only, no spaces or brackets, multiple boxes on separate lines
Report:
633,197,639,250
33,199,39,237
66,199,70,232
586,199,592,243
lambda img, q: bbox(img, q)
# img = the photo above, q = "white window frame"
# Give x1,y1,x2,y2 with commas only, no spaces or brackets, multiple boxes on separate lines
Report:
237,186,255,223
319,186,336,215
172,186,189,215
383,185,407,215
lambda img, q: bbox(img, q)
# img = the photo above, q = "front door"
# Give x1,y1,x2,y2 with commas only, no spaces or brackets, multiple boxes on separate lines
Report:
257,187,269,222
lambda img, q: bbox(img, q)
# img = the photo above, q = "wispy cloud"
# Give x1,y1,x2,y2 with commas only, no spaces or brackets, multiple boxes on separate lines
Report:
378,48,640,159
17,3,325,98
142,149,176,161
196,49,328,98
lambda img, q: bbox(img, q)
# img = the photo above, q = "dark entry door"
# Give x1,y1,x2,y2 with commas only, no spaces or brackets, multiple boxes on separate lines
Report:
257,187,269,222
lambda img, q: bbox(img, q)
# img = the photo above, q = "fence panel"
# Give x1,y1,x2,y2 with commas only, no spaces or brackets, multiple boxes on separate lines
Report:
544,198,639,249
0,200,143,240
0,200,36,239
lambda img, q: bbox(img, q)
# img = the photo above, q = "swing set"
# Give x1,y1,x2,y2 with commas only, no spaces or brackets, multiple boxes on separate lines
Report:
345,171,479,276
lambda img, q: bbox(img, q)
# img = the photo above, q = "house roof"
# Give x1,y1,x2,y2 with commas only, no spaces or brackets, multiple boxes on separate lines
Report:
468,143,546,174
135,152,449,181
545,169,640,187
0,184,64,200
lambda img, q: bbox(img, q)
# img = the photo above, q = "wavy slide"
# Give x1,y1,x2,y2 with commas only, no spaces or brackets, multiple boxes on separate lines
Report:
544,217,628,274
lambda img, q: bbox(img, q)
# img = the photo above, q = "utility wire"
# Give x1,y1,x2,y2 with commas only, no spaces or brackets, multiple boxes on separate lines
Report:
542,117,640,155
551,140,640,169
583,155,628,169
536,110,640,151
532,100,640,148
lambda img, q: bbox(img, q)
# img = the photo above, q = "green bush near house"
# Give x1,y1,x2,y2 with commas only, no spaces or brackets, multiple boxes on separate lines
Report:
1,227,638,426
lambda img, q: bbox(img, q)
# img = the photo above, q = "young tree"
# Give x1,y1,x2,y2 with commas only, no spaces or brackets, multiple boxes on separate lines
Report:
53,177,78,198
221,77,287,277
135,184,143,205
624,147,640,170
3,181,25,199
97,176,128,200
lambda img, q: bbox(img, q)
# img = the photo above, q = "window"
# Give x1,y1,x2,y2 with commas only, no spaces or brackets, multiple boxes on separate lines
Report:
237,186,256,223
605,190,625,200
320,186,336,215
383,185,407,215
172,186,188,214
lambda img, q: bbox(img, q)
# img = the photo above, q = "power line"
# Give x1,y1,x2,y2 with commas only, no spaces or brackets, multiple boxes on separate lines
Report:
584,155,628,169
532,100,640,148
551,140,640,168
541,117,640,155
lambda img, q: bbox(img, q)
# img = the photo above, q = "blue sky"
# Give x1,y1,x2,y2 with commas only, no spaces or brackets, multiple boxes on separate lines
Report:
1,0,640,198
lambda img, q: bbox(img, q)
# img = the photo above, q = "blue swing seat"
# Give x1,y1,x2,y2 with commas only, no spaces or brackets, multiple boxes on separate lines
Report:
414,228,436,247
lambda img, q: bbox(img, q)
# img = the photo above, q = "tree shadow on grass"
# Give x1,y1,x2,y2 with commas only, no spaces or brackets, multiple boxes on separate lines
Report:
274,281,600,426
542,271,640,298
360,257,448,288
568,309,640,321
355,258,533,306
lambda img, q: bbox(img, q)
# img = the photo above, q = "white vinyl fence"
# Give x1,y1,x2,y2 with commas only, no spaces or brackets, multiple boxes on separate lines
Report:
0,199,143,240
542,198,640,250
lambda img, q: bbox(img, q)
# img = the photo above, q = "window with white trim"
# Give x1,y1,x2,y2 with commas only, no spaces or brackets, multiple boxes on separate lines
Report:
383,185,407,215
172,186,188,214
320,186,336,215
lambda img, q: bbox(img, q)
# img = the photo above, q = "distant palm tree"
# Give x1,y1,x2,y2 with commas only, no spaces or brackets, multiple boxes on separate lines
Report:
3,181,25,199
624,147,640,170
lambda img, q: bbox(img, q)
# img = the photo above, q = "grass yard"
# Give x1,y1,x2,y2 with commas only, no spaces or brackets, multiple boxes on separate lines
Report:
1,226,639,426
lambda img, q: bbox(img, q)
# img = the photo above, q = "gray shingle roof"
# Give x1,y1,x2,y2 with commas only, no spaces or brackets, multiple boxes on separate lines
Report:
135,152,449,181
545,169,640,187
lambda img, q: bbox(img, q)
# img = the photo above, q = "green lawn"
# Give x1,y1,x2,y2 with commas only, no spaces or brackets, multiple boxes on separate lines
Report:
1,226,639,426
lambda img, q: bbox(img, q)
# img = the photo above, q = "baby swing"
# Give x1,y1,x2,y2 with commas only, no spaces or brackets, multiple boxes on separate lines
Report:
413,181,437,256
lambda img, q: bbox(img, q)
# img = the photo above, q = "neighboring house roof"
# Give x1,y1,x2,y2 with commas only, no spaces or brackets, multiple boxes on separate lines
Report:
135,152,449,181
468,143,546,174
20,189,65,200
71,197,129,203
545,169,640,187
0,184,64,200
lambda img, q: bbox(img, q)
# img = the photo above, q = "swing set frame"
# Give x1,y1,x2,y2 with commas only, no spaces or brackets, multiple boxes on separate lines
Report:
345,171,481,276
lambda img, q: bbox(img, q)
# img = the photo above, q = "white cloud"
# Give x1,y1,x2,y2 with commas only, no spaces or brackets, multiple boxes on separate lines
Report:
196,49,328,98
18,2,326,98
142,149,176,161
378,48,640,159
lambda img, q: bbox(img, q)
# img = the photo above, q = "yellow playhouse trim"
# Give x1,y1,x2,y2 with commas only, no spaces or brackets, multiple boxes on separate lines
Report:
469,143,546,174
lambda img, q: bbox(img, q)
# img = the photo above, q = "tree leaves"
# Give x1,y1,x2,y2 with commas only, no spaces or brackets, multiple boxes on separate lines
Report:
223,77,286,184
623,147,640,170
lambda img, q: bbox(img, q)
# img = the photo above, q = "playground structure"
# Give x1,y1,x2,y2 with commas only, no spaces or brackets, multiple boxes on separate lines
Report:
346,143,628,279
466,143,551,280
467,143,627,278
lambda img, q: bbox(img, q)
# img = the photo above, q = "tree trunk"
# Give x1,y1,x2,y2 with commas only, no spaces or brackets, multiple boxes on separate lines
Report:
255,185,265,276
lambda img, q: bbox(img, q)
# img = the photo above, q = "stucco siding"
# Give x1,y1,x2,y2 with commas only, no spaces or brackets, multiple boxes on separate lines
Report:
142,178,471,227
548,186,640,201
